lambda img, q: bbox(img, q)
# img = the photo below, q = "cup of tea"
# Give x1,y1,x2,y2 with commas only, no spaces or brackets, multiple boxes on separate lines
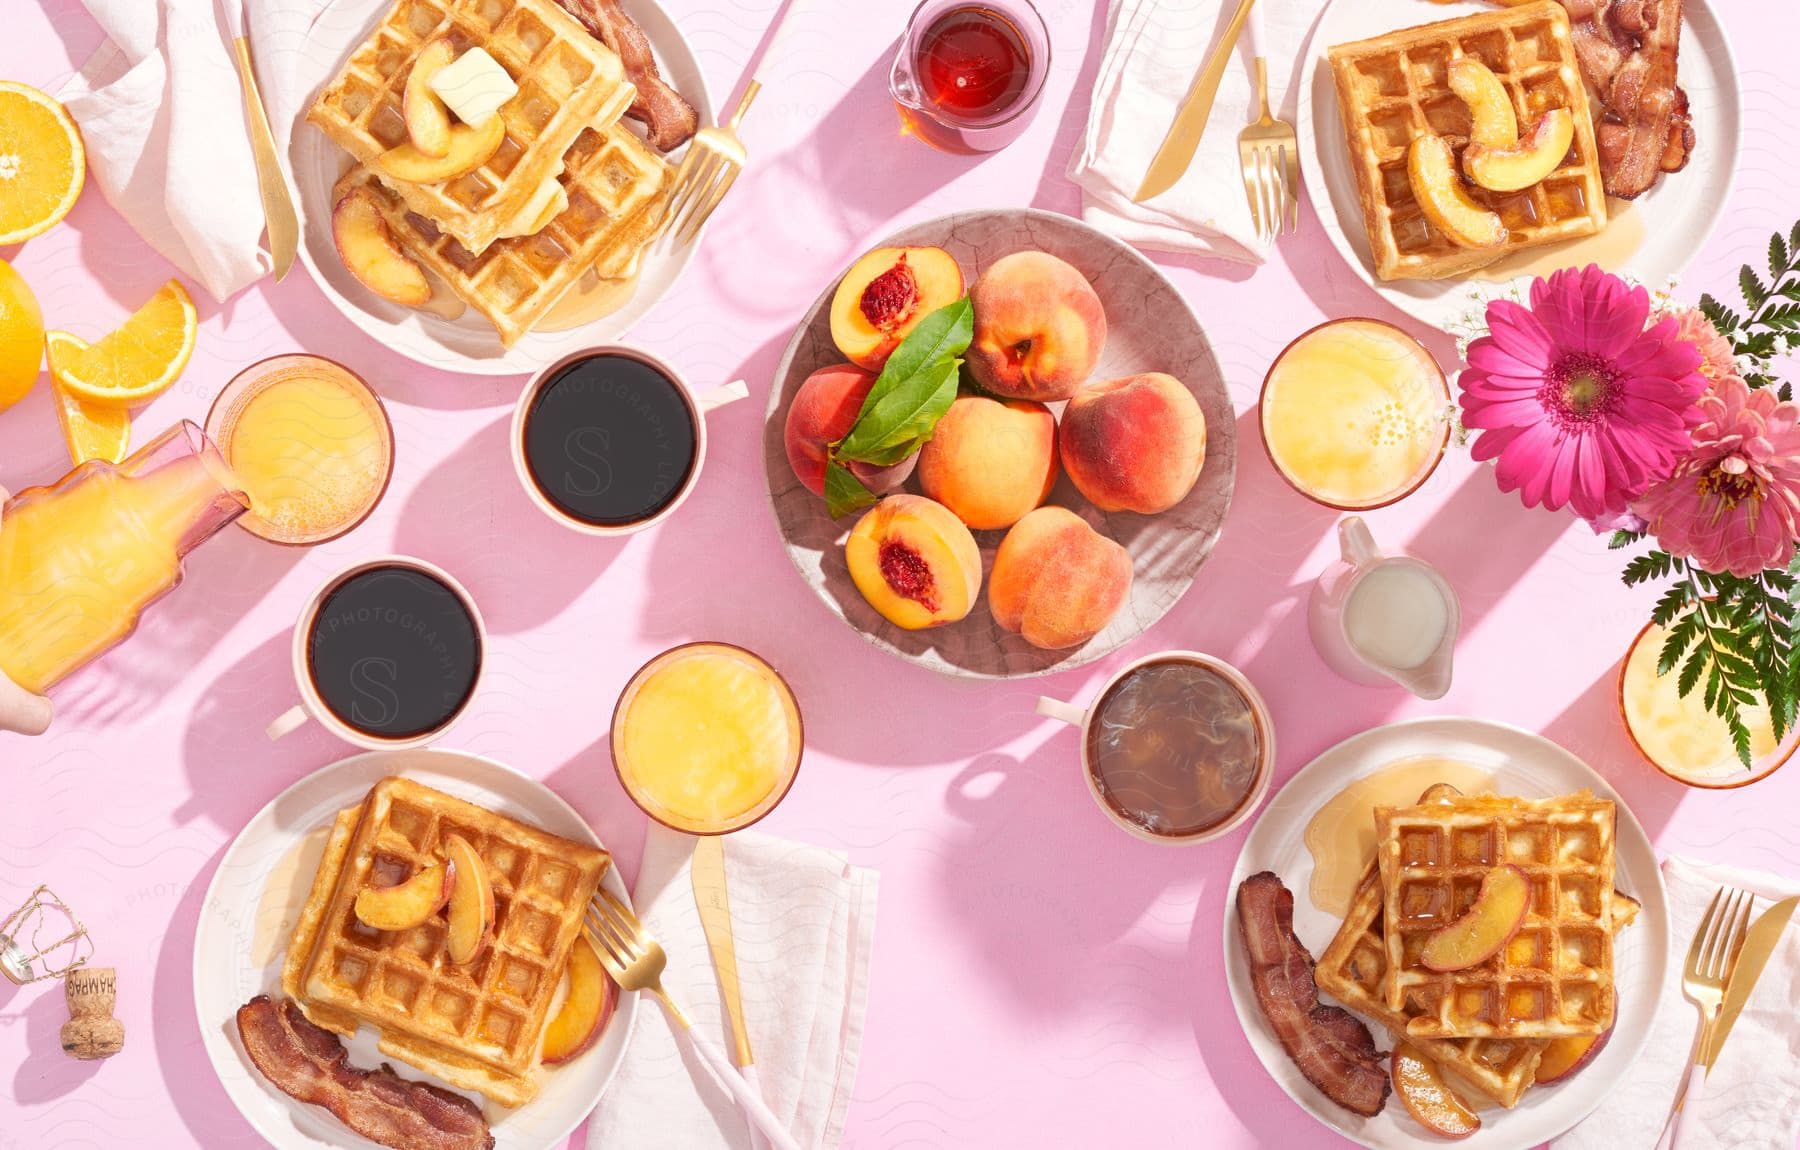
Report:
610,642,803,835
889,0,1051,153
268,556,486,750
510,347,748,536
1036,651,1275,845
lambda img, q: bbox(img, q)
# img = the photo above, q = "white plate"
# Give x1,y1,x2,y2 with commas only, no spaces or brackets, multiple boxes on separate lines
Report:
1223,717,1669,1150
195,748,639,1150
1299,0,1740,331
287,0,712,375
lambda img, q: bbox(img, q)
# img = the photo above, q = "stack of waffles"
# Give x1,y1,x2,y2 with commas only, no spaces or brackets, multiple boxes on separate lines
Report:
1316,787,1634,1108
1327,2,1607,280
282,776,610,1106
308,0,673,345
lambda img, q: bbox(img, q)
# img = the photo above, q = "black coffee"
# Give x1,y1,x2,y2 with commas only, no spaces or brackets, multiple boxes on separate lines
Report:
522,353,698,526
306,565,482,740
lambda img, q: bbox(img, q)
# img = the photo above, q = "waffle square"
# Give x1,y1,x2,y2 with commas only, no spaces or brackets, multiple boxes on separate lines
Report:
334,119,670,347
308,0,635,255
1374,792,1617,1040
1327,1,1607,281
289,777,609,1106
1319,868,1640,1107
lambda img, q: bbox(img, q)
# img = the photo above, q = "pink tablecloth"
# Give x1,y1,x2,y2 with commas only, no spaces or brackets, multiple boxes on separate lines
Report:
7,1,1800,1147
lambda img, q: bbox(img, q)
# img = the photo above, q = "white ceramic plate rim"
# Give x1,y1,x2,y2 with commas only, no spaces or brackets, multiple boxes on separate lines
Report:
194,747,639,1150
287,0,713,376
1297,0,1742,331
1223,716,1669,1150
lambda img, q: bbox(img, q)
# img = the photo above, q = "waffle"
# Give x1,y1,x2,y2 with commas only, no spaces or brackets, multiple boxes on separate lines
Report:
1374,792,1617,1040
308,0,635,255
1319,869,1641,1107
1327,2,1608,280
285,777,610,1106
334,118,669,347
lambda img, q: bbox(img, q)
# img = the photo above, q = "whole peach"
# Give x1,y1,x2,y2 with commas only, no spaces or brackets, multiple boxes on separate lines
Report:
965,251,1107,402
1059,373,1206,514
784,363,920,497
918,393,1059,530
989,506,1132,650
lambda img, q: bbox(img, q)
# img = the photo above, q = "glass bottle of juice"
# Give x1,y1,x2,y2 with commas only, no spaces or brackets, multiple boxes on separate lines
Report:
0,421,249,696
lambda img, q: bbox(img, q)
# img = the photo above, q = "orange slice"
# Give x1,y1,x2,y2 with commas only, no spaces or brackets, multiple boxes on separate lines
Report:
46,333,130,465
0,257,44,410
0,82,85,244
47,279,197,408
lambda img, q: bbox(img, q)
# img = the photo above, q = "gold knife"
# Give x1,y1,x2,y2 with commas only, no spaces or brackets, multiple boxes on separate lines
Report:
226,2,299,280
1133,0,1260,203
1701,893,1796,1070
692,836,773,1150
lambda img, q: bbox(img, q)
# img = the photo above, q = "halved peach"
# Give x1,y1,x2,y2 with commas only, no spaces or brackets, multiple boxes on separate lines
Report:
1420,864,1530,972
377,113,506,184
443,834,494,965
1533,1022,1612,1084
1407,134,1507,249
354,860,453,932
331,187,431,306
845,494,982,630
1393,1042,1480,1138
542,938,618,1064
1447,57,1517,149
828,246,964,371
1464,108,1575,193
403,39,456,158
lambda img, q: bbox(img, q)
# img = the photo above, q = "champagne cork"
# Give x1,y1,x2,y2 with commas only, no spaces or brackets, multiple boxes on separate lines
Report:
61,966,124,1060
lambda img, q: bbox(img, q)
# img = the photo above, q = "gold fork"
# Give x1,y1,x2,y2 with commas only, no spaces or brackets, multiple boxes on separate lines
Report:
660,80,760,247
1653,886,1754,1150
585,889,802,1150
1235,2,1297,242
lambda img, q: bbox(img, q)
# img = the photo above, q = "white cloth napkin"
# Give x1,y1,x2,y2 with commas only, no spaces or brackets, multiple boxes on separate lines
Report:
586,825,878,1150
1068,0,1314,264
57,0,280,301
1553,857,1800,1150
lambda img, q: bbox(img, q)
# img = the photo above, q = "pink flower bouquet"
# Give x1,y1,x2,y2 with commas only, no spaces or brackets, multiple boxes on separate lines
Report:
1458,230,1800,768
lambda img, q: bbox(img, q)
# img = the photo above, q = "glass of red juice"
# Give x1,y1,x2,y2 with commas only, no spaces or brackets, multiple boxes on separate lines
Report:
889,0,1050,154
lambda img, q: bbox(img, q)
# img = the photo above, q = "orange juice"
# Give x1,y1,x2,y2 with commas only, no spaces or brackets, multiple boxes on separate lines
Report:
208,356,392,545
1620,619,1796,786
1260,319,1450,509
0,424,247,694
612,644,802,833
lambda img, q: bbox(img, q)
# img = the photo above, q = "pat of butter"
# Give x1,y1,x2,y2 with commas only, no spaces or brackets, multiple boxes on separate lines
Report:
497,181,568,239
428,48,518,127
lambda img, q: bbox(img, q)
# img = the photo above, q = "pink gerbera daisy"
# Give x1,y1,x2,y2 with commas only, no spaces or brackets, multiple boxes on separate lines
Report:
1635,375,1800,576
1460,265,1707,520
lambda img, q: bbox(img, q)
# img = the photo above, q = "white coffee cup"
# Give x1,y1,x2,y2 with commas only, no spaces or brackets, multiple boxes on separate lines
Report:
510,345,748,536
1036,650,1276,845
267,556,487,750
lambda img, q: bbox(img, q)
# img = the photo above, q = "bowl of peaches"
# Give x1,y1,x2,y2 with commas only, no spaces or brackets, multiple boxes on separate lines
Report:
762,209,1236,678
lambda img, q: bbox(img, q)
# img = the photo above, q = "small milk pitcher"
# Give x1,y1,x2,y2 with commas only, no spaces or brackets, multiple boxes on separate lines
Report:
1308,517,1460,700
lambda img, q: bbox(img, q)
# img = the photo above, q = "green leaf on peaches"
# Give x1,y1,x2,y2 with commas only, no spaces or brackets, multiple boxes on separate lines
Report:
824,461,878,519
834,296,973,465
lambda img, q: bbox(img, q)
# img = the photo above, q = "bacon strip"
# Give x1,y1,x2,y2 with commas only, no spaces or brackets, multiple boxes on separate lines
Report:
236,996,494,1150
1236,872,1391,1117
1555,0,1692,198
557,0,700,151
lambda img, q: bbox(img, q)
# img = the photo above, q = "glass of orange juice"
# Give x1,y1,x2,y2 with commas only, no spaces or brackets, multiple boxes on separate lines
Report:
611,643,803,834
1259,319,1450,510
1618,618,1799,788
205,354,394,546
